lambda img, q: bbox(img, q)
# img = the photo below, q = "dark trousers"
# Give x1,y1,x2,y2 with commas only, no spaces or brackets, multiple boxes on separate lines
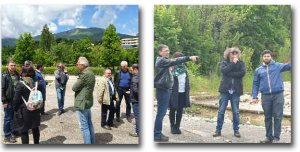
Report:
101,98,115,126
116,89,131,118
169,92,185,128
41,88,46,113
132,102,139,134
21,127,40,144
261,92,284,141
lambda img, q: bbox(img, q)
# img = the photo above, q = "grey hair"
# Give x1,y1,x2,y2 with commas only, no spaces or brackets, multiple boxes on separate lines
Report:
223,47,241,59
78,57,89,67
120,61,128,66
7,59,15,65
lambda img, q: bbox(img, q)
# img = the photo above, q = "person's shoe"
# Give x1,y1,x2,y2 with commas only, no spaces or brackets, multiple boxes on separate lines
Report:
127,117,132,123
171,127,176,134
109,124,118,128
116,117,121,122
129,132,139,137
259,139,273,143
41,112,49,115
102,125,112,130
57,111,62,116
213,130,221,137
176,127,182,134
234,131,241,138
154,134,169,142
4,136,17,143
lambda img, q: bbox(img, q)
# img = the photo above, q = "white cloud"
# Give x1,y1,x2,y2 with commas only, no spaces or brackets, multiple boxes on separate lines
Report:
122,24,126,29
76,25,87,29
48,22,58,33
1,5,84,38
116,5,127,11
91,5,126,28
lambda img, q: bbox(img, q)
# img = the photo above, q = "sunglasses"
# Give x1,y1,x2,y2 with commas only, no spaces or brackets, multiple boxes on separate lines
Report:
230,51,238,54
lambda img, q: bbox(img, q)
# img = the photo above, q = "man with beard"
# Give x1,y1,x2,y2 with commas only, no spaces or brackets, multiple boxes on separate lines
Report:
252,50,291,143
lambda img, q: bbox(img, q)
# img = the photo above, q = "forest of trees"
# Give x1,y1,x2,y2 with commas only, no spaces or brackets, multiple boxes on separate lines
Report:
154,5,291,76
2,24,139,70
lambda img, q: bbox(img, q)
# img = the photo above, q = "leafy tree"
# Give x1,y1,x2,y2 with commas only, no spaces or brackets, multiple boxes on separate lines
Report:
121,48,139,65
154,5,181,57
89,44,103,67
33,48,52,66
49,41,72,65
1,46,15,65
71,38,93,64
14,33,36,65
100,24,123,70
39,24,55,52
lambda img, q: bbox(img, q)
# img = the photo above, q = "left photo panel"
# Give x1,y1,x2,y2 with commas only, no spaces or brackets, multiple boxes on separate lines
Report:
1,5,139,144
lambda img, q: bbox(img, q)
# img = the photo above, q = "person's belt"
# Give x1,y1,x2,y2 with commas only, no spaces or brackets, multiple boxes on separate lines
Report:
119,87,130,91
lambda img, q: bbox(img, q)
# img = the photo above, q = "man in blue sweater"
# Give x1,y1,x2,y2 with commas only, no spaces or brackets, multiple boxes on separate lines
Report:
35,64,48,115
252,50,291,143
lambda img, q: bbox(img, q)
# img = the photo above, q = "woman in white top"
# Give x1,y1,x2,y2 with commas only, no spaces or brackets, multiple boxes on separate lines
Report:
169,52,191,134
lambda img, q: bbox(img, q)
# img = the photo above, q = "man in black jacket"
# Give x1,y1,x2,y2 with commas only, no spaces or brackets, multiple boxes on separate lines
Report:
154,44,197,142
213,47,246,138
114,61,132,122
2,59,19,143
129,64,139,137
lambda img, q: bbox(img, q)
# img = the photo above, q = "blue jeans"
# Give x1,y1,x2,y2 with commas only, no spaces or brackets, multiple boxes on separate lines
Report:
154,88,172,139
261,93,284,141
56,87,66,111
3,102,14,137
116,89,131,118
77,109,95,144
132,102,139,134
216,92,240,132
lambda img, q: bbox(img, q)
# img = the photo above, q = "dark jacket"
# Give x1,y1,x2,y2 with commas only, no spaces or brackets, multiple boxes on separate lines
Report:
130,73,139,102
114,70,132,90
252,60,291,99
218,59,246,95
169,72,190,109
2,70,20,104
72,67,96,111
154,56,190,91
12,79,42,132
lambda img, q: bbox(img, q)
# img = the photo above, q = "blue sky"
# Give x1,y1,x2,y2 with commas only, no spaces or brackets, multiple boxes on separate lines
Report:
1,5,139,38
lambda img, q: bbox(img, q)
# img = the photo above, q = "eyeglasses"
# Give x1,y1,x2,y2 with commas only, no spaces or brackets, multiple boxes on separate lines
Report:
230,51,238,54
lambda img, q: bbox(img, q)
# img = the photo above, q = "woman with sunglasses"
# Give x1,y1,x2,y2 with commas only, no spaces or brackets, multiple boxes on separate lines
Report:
213,47,246,138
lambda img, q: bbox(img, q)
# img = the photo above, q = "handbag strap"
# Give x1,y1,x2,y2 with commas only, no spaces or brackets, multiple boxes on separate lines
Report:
21,80,37,105
21,96,28,105
21,81,33,92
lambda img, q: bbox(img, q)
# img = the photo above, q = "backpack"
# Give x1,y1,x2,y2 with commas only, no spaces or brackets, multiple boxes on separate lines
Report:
21,81,43,111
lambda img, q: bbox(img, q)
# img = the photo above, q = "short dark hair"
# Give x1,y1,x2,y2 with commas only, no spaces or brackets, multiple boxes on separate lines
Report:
131,64,139,70
20,65,36,77
6,59,15,65
104,68,112,73
172,52,184,59
157,44,169,56
262,50,272,57
37,64,43,70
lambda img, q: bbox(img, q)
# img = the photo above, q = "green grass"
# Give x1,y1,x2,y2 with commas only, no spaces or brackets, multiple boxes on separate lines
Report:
189,71,291,97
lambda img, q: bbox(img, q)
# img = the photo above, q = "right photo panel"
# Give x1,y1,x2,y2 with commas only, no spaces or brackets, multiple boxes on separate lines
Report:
154,5,291,143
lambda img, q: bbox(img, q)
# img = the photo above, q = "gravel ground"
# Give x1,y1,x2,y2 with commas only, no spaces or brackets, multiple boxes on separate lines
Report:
1,75,139,144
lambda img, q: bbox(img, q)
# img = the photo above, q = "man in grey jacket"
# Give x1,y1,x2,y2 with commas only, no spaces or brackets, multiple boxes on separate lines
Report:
54,63,69,116
154,44,198,142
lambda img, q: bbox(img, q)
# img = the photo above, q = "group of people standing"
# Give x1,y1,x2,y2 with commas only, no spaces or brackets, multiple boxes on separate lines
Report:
154,44,291,143
2,57,139,144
